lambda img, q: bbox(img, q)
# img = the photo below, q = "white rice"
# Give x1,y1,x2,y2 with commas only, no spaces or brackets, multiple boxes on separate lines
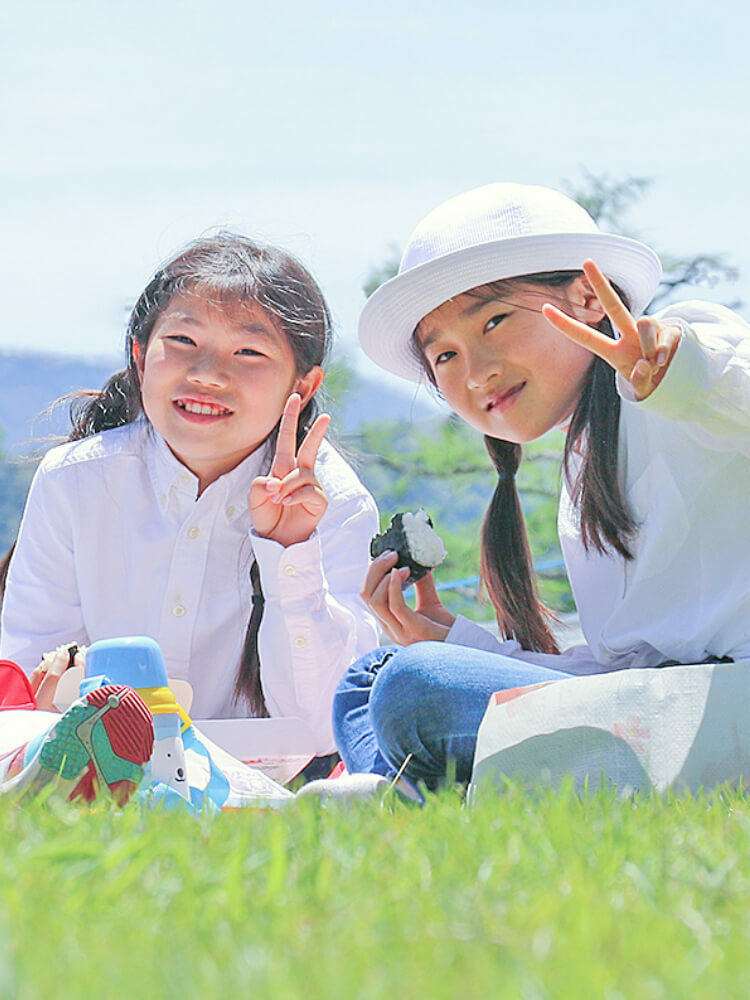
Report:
401,509,447,568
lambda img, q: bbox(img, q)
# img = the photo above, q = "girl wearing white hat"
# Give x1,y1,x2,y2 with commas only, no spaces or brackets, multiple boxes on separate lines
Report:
332,181,750,793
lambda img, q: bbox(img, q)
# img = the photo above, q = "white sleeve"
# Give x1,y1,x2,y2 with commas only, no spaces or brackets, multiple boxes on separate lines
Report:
618,301,750,457
447,615,608,676
250,490,379,754
0,461,88,672
447,614,522,656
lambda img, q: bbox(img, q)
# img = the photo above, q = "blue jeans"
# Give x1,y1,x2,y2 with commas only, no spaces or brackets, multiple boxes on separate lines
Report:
332,642,572,791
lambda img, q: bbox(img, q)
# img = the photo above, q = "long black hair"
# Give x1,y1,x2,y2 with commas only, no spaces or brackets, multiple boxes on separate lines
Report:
414,271,637,653
1,233,332,714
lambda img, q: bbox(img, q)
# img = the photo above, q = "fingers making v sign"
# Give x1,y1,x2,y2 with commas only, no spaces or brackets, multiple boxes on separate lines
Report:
542,259,682,401
249,393,331,548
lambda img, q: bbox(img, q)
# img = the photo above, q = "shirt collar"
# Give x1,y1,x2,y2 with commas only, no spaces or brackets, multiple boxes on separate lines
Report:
144,421,273,515
206,440,273,514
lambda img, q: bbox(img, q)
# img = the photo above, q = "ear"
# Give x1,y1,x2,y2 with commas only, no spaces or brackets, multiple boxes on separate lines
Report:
294,365,324,408
132,340,145,382
566,273,606,324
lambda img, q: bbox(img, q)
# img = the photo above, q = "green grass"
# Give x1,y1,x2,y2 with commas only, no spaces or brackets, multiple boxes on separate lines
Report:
2,784,749,999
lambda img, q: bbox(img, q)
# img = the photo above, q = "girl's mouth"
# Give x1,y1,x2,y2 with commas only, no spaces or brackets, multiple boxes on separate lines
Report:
486,382,525,414
173,398,233,423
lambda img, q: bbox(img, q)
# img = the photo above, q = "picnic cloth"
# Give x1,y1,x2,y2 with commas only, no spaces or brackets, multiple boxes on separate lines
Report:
469,660,750,800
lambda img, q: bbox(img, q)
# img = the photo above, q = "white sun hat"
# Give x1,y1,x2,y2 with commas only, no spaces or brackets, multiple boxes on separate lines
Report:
359,182,662,382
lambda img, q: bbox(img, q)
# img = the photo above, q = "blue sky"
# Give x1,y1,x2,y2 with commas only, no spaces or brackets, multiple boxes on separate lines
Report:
2,0,748,389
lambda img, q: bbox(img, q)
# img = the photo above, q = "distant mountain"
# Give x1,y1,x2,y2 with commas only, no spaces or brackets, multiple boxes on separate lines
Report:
0,349,442,455
0,351,119,454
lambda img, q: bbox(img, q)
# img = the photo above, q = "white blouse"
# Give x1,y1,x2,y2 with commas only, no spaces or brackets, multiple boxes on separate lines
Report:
0,421,379,753
448,301,750,673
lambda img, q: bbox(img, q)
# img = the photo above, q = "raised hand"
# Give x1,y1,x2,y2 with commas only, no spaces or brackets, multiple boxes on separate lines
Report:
249,393,330,548
541,259,682,400
361,550,455,645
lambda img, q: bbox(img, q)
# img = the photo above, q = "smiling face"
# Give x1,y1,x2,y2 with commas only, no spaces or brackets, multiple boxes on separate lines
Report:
415,277,602,443
134,293,322,491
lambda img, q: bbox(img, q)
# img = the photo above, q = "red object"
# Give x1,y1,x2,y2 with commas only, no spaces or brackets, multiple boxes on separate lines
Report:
87,685,155,764
327,760,347,780
490,681,554,707
0,660,38,711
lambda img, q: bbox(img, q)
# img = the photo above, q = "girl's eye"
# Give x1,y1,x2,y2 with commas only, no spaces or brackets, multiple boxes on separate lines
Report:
485,313,509,333
236,348,265,358
433,350,456,366
166,334,196,346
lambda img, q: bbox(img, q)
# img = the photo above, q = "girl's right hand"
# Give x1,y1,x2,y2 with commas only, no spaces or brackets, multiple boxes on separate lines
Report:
361,550,455,645
542,259,682,401
249,393,331,548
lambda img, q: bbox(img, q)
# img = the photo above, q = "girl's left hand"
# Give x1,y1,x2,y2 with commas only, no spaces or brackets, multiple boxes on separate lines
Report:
542,259,682,401
249,393,331,548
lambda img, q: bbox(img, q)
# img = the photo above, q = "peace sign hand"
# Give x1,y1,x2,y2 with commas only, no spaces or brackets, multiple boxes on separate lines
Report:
541,259,682,401
249,393,331,548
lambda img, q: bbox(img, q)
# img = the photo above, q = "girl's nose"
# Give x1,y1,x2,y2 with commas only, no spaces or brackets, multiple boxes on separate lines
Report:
187,353,229,388
466,344,502,390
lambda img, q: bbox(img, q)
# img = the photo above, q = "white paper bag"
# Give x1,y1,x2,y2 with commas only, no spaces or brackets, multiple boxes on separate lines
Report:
469,660,750,799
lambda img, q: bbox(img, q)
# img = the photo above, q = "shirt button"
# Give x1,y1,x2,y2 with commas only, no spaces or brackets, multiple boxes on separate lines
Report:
188,526,200,539
160,494,167,506
173,604,187,618
179,472,191,485
284,565,296,576
293,635,307,648
226,506,236,518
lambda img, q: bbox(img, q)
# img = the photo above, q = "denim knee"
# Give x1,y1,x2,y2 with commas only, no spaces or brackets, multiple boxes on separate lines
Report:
367,641,519,786
369,642,446,712
368,642,453,770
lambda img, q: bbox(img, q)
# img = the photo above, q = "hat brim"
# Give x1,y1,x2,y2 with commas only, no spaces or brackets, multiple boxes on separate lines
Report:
359,232,662,382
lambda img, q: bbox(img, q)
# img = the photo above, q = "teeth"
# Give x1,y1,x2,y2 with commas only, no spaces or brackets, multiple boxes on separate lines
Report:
178,400,229,416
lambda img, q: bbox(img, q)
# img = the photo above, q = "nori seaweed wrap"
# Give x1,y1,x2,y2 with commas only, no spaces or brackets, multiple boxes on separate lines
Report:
370,509,447,584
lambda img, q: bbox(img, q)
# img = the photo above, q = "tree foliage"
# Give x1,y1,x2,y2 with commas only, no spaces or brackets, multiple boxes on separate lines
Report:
362,244,401,298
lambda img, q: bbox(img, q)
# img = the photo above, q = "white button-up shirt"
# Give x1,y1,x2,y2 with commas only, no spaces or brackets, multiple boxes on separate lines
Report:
448,301,750,673
0,421,379,753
